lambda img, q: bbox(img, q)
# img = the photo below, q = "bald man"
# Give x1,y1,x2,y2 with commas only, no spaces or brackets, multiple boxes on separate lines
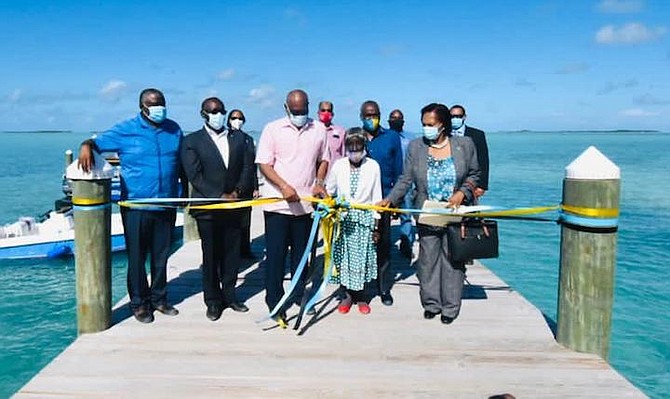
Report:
78,88,183,324
255,89,330,324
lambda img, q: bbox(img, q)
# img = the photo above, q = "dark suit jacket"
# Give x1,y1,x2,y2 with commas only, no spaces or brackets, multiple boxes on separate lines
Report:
234,129,259,198
387,136,480,221
181,128,256,218
465,126,489,190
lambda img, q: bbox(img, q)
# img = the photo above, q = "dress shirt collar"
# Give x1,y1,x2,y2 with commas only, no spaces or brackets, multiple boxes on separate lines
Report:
453,123,466,137
204,124,228,137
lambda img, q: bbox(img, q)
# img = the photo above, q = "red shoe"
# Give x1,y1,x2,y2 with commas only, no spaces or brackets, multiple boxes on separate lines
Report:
357,302,371,314
338,296,352,314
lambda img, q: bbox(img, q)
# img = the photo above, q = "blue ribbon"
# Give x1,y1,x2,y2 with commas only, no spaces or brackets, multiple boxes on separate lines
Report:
558,211,618,228
73,203,111,211
262,209,324,322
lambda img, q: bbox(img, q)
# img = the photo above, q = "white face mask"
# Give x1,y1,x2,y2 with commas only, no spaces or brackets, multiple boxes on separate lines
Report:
229,118,244,130
347,149,366,164
289,113,308,128
206,112,226,131
285,103,308,128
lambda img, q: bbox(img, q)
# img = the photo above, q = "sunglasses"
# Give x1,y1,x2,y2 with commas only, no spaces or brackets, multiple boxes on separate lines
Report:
229,117,243,121
319,109,333,113
451,114,464,118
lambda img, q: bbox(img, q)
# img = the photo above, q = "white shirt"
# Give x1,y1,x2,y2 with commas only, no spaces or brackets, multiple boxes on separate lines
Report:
453,123,466,137
325,157,383,218
205,125,229,168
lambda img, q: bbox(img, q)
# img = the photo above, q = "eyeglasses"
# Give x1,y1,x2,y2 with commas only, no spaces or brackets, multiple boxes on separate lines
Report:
451,114,464,118
319,109,332,113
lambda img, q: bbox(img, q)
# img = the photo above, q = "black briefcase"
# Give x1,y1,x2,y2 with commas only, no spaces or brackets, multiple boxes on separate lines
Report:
446,219,499,263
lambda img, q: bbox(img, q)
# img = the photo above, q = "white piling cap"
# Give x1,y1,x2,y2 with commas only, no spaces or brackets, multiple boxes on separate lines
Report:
66,151,115,180
565,146,620,179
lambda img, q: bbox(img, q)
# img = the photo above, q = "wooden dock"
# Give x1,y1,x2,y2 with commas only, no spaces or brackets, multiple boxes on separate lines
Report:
15,208,646,398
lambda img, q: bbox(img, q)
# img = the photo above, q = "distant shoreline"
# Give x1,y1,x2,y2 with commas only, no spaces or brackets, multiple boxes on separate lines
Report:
502,129,661,133
0,130,72,134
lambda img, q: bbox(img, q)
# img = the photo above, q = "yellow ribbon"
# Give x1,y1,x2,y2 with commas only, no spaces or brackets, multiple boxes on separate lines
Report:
72,197,109,206
560,204,619,218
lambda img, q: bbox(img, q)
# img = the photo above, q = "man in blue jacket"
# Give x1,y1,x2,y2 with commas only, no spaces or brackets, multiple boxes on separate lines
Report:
360,100,403,306
78,88,183,324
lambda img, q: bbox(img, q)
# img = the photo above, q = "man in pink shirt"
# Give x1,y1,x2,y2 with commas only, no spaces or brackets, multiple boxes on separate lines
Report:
256,89,330,323
316,100,346,161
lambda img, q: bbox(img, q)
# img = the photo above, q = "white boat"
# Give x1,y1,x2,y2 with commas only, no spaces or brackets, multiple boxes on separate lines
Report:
0,209,184,260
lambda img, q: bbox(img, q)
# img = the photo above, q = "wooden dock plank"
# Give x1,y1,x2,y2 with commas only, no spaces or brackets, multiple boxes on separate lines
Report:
14,208,646,398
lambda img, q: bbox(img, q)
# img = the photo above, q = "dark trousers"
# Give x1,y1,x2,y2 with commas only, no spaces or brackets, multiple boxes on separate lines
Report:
375,212,393,294
240,207,252,255
196,212,242,306
344,286,367,304
263,211,311,312
120,208,177,310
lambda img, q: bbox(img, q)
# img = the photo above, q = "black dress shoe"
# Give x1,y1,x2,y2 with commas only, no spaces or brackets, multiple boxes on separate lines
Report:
133,307,154,324
424,310,439,320
380,292,394,306
154,304,179,316
228,302,249,313
441,315,455,325
206,304,223,321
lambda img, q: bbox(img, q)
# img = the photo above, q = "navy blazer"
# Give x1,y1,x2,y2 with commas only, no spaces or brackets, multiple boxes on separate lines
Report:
180,128,256,218
387,135,480,219
465,126,489,190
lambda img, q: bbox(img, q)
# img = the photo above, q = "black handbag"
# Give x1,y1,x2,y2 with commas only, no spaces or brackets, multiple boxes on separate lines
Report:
446,219,499,262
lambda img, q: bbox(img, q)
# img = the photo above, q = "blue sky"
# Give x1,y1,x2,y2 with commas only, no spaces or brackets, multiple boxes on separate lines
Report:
1,0,668,133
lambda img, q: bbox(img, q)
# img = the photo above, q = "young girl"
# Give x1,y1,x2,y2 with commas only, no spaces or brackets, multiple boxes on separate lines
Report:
325,128,382,314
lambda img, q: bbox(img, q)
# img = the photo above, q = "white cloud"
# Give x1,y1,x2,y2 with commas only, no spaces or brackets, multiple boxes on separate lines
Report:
7,88,23,103
248,85,276,109
596,23,667,44
515,78,535,88
597,0,644,13
99,80,128,102
620,108,659,116
597,79,638,94
555,63,590,74
379,44,405,57
635,93,670,105
284,8,307,26
217,68,235,80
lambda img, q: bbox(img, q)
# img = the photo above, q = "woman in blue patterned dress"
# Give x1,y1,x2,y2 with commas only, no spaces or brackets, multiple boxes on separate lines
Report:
325,128,382,314
379,103,480,324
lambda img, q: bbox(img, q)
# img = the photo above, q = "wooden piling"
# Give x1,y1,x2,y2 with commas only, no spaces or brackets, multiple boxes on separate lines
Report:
66,155,115,334
557,146,620,360
64,149,73,169
183,183,200,242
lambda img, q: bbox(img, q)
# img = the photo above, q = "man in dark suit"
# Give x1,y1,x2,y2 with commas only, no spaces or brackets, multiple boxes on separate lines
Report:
450,105,489,200
181,97,256,321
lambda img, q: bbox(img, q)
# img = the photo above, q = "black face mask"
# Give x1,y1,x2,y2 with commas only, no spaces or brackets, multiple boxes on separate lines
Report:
389,120,404,132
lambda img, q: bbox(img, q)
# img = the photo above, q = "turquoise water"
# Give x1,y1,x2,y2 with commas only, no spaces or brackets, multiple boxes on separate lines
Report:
0,131,668,398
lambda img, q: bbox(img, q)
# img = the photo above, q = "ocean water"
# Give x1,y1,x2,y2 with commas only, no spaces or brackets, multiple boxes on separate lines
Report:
0,131,668,398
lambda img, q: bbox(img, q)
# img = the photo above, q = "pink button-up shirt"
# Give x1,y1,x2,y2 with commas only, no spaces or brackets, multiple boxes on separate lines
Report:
256,117,330,215
316,121,346,162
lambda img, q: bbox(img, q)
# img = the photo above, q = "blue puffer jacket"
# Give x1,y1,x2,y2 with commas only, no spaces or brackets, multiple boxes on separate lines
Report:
94,114,183,202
